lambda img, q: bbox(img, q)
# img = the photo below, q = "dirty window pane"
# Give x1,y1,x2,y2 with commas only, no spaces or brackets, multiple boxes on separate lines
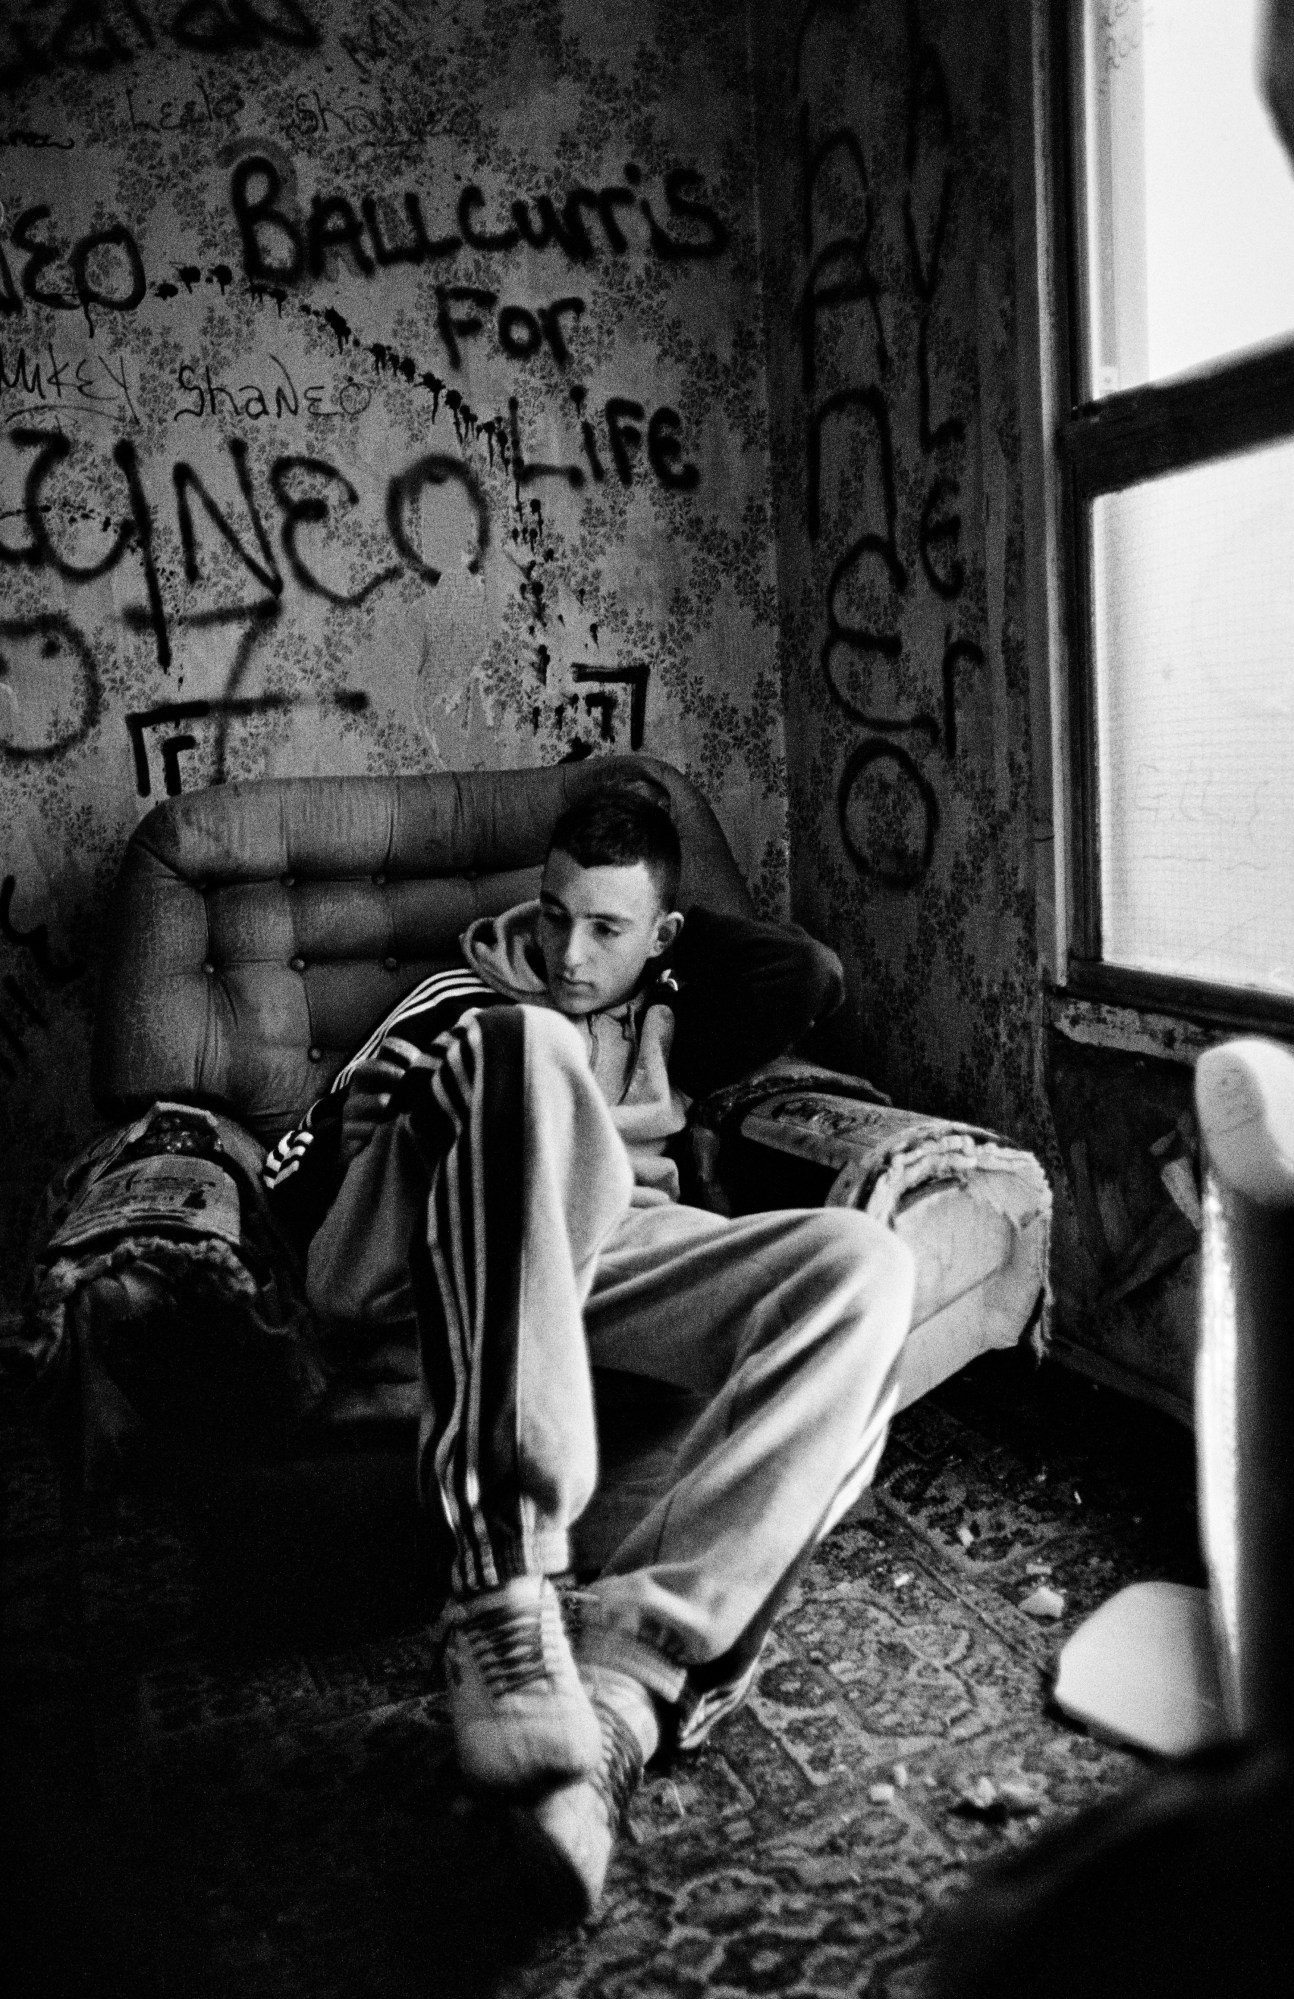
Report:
1082,0,1294,394
1092,437,1294,996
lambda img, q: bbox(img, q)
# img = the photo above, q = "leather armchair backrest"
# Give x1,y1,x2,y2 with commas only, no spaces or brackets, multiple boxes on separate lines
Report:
91,757,754,1142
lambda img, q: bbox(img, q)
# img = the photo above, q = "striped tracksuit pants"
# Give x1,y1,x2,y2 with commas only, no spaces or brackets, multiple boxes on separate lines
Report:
306,1005,915,1742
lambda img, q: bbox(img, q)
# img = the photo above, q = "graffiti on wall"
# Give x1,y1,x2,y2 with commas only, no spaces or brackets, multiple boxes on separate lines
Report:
763,0,1042,1156
0,349,688,776
0,2,323,91
0,179,706,714
0,0,788,1288
794,0,982,888
0,1,757,801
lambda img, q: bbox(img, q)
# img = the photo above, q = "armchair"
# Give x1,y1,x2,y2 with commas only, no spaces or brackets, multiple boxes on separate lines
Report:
21,756,1050,1615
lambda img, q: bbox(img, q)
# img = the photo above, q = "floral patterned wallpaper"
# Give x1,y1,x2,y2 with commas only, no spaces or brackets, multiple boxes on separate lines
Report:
0,0,788,1290
749,0,1045,1152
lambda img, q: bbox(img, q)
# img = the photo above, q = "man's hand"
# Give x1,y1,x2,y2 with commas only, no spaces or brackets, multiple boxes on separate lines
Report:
339,1039,422,1164
627,1147,681,1204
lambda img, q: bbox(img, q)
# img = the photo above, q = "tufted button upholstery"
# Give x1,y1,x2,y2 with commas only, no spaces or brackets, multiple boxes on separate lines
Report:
90,758,753,1142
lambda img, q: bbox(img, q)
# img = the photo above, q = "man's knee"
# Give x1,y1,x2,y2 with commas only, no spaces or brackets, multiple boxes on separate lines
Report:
471,1003,588,1079
451,1004,588,1124
802,1207,916,1331
513,1005,587,1063
467,1002,527,1061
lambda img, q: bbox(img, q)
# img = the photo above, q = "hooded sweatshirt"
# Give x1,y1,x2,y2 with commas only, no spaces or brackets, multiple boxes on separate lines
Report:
460,900,688,1201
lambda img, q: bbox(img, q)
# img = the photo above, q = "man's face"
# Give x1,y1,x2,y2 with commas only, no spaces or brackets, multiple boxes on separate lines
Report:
538,849,681,1017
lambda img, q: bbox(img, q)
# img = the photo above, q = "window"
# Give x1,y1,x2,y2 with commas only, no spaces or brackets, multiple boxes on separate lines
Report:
1058,0,1294,1027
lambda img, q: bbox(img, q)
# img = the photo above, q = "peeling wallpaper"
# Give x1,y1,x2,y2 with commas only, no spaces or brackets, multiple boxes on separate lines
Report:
0,0,787,1289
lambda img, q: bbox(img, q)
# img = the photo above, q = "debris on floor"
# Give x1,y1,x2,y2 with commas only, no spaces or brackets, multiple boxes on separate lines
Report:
1020,1583,1066,1619
955,1774,1045,1820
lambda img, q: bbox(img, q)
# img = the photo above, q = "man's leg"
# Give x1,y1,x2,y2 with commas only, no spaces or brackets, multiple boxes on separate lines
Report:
576,1200,916,1747
513,1199,914,1917
308,1004,634,1794
405,1007,634,1590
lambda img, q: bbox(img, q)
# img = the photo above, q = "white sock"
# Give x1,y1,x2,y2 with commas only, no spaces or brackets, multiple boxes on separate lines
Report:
581,1662,661,1765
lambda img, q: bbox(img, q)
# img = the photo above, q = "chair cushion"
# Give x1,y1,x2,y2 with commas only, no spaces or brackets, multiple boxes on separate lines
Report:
91,758,753,1142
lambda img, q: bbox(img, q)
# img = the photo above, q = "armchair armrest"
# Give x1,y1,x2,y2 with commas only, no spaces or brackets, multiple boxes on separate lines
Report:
688,1056,891,1215
691,1061,1053,1410
19,1104,325,1484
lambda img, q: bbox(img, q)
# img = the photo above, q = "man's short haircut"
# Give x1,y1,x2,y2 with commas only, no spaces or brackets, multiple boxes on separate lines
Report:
548,784,683,910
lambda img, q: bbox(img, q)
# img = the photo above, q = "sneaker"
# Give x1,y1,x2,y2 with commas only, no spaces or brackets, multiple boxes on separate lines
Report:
509,1694,645,1922
443,1575,603,1795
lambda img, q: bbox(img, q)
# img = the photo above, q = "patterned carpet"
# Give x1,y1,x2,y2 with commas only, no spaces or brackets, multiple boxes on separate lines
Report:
2,1349,1201,1999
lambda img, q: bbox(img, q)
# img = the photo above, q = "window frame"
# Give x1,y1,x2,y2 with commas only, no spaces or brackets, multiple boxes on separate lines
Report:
1050,0,1294,1037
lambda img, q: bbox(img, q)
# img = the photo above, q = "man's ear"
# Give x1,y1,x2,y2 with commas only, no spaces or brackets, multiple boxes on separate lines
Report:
648,909,684,959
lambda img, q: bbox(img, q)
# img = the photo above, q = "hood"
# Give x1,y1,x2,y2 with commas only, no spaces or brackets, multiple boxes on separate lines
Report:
460,900,551,1003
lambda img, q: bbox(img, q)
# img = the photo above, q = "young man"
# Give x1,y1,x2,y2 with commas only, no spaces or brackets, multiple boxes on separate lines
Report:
264,785,915,1919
